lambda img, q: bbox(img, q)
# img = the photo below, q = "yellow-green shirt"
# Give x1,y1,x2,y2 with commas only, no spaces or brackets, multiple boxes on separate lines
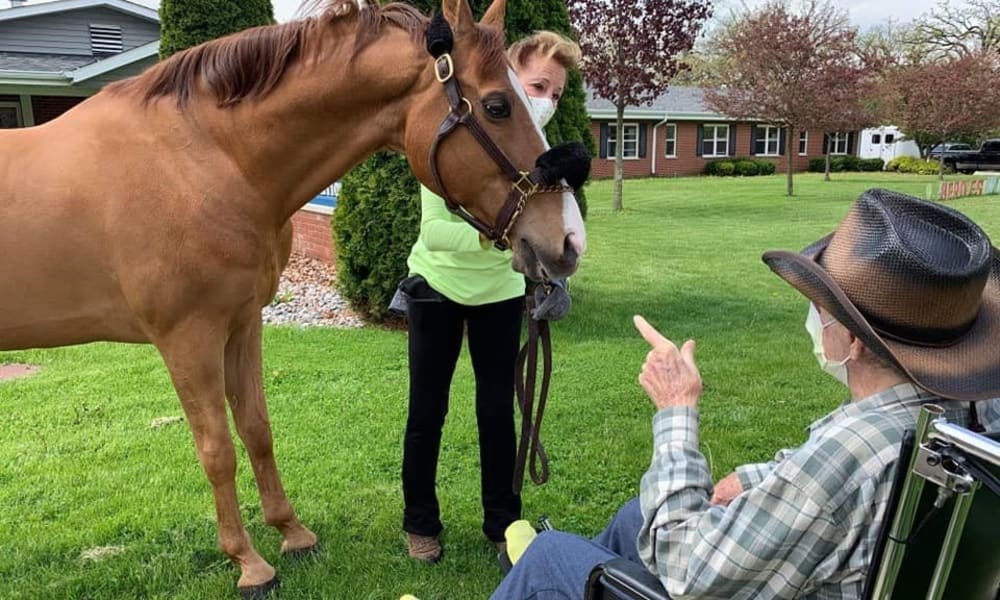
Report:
406,185,525,305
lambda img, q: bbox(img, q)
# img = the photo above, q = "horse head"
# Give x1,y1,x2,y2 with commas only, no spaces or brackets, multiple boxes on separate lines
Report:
403,0,587,281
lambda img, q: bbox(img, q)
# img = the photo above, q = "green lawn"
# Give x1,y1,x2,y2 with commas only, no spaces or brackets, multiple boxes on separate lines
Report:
1,172,997,599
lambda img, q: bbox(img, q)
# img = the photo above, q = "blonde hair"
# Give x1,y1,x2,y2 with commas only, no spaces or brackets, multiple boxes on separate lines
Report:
507,30,581,72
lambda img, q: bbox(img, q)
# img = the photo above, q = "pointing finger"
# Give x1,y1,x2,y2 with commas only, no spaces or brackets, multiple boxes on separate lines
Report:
634,315,672,349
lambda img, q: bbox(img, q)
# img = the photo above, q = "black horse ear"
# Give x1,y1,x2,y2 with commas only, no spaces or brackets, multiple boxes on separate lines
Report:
535,142,592,190
426,12,454,58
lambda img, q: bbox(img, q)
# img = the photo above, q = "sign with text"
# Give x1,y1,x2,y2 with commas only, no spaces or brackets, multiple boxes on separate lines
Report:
935,178,1000,201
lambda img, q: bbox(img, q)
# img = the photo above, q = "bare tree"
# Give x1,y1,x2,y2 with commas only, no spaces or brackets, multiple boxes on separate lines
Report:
568,0,713,212
905,0,1000,61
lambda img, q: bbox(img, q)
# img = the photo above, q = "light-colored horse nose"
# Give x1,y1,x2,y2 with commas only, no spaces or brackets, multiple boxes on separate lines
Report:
564,233,582,264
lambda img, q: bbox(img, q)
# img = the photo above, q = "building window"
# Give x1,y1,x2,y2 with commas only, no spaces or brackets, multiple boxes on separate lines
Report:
664,123,677,157
799,131,808,155
871,133,881,144
90,24,123,55
0,102,21,129
885,133,895,144
754,125,781,156
828,132,849,155
702,124,729,157
607,123,639,159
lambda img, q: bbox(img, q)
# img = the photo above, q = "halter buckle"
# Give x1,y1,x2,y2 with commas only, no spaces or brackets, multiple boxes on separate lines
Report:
435,54,455,83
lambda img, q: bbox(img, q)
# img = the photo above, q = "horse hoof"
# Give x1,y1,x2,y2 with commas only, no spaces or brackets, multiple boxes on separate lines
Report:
282,541,321,560
238,575,281,599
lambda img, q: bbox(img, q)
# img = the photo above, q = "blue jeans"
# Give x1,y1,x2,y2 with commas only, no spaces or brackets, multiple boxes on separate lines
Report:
490,497,646,599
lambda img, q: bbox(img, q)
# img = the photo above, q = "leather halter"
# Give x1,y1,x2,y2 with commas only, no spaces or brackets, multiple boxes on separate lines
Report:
426,52,572,251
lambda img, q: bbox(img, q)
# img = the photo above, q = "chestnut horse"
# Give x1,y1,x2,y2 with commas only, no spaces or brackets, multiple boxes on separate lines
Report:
0,0,585,594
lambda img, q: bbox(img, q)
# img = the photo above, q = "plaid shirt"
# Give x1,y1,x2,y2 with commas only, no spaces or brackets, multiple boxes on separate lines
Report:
637,384,1000,600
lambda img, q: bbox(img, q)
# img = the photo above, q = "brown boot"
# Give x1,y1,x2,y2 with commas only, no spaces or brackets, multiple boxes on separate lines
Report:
407,533,442,563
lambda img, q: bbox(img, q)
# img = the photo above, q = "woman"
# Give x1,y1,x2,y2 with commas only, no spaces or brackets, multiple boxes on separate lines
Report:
401,31,582,563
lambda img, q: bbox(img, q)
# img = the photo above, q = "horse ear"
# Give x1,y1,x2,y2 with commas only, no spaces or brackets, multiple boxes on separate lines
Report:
479,0,506,33
440,0,475,36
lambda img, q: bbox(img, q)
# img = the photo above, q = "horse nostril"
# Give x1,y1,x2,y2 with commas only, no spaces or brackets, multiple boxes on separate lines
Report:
563,233,581,264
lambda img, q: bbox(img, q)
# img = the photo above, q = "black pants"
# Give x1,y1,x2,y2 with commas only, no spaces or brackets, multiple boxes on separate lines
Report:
402,280,523,542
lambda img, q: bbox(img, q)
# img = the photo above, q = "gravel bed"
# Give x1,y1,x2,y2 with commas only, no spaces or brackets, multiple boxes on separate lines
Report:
262,254,365,328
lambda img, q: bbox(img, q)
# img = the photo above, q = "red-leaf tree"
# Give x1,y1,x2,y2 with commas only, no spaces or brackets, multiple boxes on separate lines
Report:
881,52,1000,178
810,44,886,181
568,0,712,211
705,1,871,196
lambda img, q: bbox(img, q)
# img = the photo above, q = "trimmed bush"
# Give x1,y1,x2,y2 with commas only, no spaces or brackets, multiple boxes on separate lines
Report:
734,159,760,176
808,157,826,172
883,156,940,174
808,155,877,173
333,152,421,323
705,158,774,176
858,158,885,172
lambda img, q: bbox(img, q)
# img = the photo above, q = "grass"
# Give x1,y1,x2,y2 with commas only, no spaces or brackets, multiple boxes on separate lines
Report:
2,172,998,599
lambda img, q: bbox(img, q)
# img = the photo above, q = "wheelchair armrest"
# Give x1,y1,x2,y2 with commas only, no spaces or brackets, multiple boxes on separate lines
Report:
585,558,672,600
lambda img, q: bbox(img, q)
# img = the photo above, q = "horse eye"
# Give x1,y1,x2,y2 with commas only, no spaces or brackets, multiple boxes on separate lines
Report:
481,95,511,120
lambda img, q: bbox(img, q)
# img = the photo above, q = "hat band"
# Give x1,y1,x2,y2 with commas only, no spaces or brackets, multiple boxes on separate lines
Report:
867,311,977,348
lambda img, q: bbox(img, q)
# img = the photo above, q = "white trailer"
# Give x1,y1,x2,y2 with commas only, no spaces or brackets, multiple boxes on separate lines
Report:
858,126,921,164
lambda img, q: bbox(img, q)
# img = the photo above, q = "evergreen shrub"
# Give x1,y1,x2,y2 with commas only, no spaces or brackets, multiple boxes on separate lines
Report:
333,152,420,322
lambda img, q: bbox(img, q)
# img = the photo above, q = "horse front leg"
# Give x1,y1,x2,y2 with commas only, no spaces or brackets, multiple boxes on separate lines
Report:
157,322,277,595
225,316,318,555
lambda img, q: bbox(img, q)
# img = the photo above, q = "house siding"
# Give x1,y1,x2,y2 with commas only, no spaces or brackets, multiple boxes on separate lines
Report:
0,8,158,55
589,119,844,178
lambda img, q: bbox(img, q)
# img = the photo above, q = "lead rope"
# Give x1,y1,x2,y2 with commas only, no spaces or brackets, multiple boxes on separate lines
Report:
513,293,552,495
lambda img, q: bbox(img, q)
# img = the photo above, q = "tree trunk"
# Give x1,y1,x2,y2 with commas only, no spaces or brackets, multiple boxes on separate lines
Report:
938,141,946,180
824,151,831,182
613,102,625,212
786,125,794,196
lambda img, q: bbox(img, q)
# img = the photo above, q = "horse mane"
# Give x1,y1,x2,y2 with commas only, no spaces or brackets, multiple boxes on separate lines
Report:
107,1,506,109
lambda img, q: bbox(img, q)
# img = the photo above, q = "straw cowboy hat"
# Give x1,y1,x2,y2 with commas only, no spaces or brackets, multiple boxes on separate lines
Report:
763,188,1000,401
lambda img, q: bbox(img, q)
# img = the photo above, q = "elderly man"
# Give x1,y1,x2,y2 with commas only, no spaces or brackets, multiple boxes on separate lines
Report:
491,189,1000,599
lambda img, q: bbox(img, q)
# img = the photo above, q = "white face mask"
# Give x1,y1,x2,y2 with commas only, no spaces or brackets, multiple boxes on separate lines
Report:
526,96,557,128
805,303,850,386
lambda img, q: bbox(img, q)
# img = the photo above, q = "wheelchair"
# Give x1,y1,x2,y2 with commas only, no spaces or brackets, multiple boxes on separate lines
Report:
585,405,1000,600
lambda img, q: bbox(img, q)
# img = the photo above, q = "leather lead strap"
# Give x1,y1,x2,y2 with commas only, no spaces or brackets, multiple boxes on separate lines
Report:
513,294,552,494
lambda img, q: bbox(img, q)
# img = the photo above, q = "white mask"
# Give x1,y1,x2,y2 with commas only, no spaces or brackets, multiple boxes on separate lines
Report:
526,96,556,128
805,303,850,386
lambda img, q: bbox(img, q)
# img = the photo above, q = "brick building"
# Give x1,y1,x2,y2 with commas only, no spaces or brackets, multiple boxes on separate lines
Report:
586,86,857,179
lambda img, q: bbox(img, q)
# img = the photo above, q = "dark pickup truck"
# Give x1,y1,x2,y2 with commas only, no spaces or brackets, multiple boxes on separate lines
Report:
945,139,1000,174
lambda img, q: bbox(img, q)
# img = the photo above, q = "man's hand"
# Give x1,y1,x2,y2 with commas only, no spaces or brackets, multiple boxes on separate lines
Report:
711,472,744,506
633,315,702,410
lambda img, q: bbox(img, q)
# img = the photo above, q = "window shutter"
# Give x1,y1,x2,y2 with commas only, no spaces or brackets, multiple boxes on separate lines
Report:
728,124,737,156
696,125,704,157
847,132,856,155
751,124,759,155
638,123,647,158
779,127,786,156
823,133,830,154
599,123,609,159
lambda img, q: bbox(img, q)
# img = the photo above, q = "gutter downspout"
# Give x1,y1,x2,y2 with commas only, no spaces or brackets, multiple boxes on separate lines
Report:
651,113,670,176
